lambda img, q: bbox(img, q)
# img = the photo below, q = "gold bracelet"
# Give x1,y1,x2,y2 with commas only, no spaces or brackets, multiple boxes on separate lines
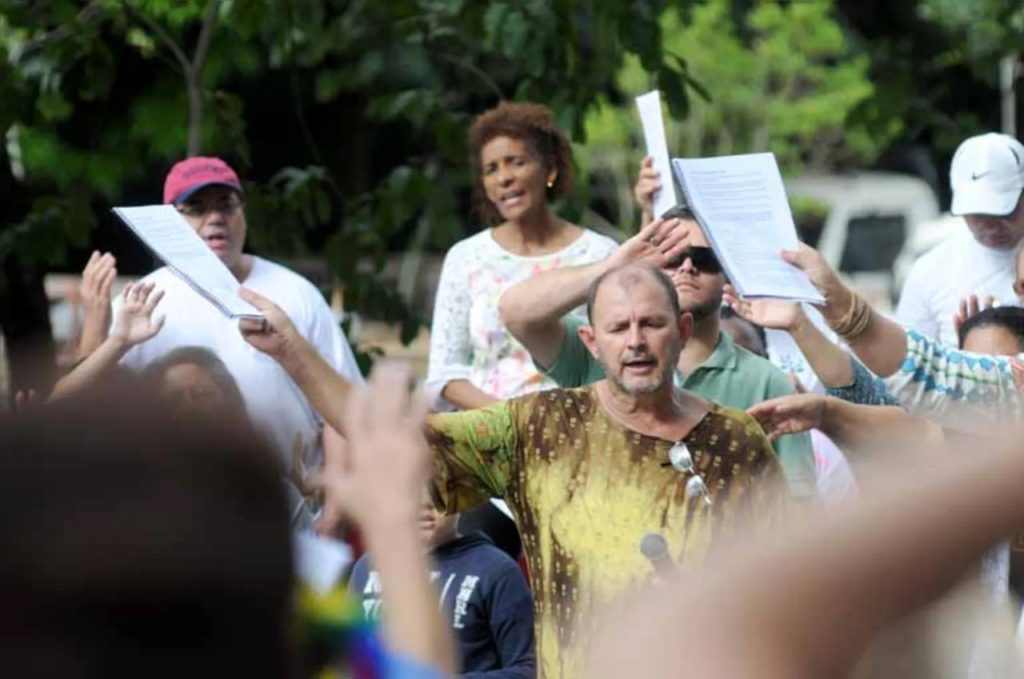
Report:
831,292,871,342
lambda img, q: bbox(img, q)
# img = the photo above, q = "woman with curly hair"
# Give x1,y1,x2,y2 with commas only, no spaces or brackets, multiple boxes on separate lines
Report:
426,101,618,411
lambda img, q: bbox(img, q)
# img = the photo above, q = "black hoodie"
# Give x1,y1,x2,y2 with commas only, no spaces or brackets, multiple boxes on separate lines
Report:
348,532,535,678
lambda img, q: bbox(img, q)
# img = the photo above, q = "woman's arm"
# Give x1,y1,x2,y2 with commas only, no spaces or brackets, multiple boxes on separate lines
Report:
76,251,117,360
441,380,499,410
425,244,496,410
723,290,856,387
781,245,910,377
50,283,165,401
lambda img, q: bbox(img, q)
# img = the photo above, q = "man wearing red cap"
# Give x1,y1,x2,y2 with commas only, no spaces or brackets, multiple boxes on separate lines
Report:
118,157,363,528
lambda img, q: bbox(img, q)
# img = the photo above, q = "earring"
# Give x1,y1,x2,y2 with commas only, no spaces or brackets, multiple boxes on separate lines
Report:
546,179,554,188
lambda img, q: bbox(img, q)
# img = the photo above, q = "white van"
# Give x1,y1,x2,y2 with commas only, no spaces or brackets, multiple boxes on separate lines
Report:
784,171,941,312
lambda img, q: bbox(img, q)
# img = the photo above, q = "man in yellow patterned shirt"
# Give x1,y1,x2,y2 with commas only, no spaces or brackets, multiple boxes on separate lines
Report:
237,263,788,679
424,264,788,678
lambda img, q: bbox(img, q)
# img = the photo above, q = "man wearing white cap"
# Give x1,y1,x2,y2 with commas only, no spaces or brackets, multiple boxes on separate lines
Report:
897,133,1024,345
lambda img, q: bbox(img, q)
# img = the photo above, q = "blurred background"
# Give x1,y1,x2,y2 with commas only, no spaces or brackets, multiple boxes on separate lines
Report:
1,0,1022,391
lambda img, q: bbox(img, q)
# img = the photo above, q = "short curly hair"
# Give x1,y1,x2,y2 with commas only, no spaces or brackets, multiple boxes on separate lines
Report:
468,101,574,225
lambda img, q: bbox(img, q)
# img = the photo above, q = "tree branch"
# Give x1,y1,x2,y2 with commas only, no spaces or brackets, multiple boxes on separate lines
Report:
191,0,222,80
18,1,104,58
282,0,345,204
437,53,506,102
128,7,192,78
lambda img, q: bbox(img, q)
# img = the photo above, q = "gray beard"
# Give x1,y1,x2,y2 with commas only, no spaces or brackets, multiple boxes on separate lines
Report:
608,364,674,395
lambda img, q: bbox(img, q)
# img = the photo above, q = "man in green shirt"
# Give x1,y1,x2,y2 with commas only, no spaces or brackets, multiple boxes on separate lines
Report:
499,212,817,499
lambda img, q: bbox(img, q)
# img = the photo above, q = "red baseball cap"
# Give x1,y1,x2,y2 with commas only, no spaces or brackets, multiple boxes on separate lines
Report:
163,156,243,205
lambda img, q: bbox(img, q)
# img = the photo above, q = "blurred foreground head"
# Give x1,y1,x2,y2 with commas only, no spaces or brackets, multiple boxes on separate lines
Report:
0,386,292,677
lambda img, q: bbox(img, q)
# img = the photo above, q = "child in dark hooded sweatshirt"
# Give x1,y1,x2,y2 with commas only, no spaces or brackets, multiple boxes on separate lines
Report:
348,492,535,678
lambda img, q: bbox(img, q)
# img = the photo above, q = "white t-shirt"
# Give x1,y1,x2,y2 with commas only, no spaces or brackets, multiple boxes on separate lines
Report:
896,227,1018,346
119,256,363,471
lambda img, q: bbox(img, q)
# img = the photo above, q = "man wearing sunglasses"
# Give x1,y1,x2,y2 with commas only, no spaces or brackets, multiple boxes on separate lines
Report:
114,157,363,528
897,133,1024,346
499,181,816,500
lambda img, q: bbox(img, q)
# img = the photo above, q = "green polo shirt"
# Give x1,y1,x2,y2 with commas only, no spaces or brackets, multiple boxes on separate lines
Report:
542,315,817,499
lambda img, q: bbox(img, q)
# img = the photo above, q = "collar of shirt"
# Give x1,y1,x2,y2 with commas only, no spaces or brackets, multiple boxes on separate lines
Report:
673,331,737,388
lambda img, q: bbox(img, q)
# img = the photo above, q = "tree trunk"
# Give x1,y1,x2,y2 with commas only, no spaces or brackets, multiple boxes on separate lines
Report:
187,75,203,156
0,258,56,402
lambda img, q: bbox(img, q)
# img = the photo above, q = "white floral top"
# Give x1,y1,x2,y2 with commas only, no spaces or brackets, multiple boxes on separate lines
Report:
426,228,619,406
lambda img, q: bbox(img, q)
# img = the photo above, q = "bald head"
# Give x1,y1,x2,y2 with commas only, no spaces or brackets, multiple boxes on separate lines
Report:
587,263,681,325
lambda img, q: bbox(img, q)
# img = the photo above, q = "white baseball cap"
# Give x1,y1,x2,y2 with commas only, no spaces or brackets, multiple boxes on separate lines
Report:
950,133,1024,216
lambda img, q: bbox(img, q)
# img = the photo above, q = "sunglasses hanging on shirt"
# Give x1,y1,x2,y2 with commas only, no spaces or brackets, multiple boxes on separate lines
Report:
666,441,712,505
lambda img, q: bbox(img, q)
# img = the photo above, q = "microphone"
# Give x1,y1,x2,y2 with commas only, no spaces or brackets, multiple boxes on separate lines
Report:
639,532,676,578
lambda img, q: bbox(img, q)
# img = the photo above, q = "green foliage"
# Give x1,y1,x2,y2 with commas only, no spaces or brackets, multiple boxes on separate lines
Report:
580,0,897,230
919,0,1024,77
0,0,700,363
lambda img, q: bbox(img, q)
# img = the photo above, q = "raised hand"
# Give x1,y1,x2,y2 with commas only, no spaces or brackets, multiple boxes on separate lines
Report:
237,287,300,359
77,251,117,358
634,155,662,224
723,284,804,331
779,244,851,316
612,217,691,272
313,361,432,530
110,282,165,348
747,393,826,439
953,294,997,333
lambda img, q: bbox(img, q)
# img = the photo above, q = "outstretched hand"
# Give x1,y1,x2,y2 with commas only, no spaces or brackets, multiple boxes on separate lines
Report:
747,393,827,439
723,284,804,331
109,282,165,348
312,361,432,530
238,287,300,360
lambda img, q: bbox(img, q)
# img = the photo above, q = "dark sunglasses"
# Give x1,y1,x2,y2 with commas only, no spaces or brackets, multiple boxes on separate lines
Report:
666,246,721,274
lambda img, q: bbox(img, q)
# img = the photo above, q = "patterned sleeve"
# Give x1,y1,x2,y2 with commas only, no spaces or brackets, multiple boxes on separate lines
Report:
424,402,520,514
424,241,474,405
880,328,1024,430
826,357,899,406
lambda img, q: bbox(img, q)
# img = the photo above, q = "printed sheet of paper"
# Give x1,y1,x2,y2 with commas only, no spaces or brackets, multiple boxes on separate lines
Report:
293,532,353,595
635,90,679,219
112,205,263,319
670,153,824,302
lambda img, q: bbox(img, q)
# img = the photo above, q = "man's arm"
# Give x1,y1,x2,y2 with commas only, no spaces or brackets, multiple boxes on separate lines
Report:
499,218,688,370
239,287,351,435
460,562,536,679
426,403,518,514
748,393,942,450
